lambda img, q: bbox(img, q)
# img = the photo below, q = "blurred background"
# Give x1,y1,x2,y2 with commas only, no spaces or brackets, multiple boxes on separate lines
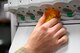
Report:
0,0,11,53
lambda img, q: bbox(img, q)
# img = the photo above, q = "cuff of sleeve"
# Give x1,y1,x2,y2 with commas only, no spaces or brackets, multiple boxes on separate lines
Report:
15,47,30,53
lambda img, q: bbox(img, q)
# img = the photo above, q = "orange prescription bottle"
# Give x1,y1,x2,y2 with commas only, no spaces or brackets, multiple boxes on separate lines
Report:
45,7,60,22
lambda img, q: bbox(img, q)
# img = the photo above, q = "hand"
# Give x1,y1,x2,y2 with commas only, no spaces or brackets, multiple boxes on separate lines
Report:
24,14,68,53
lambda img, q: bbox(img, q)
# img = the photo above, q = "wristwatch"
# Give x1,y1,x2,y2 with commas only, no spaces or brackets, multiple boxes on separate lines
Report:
15,47,30,53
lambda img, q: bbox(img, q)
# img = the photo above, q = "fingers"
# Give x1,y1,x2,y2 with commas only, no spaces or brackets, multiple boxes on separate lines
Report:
54,28,67,39
57,35,68,46
36,14,46,28
42,18,59,28
49,23,63,35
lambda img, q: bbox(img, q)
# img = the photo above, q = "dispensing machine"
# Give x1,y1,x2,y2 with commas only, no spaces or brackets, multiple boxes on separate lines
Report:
4,0,80,53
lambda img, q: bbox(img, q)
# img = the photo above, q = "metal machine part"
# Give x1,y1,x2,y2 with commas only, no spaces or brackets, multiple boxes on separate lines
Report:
6,0,80,24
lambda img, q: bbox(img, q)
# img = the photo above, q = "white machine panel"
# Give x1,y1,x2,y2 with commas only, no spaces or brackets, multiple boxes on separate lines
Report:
9,24,80,53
